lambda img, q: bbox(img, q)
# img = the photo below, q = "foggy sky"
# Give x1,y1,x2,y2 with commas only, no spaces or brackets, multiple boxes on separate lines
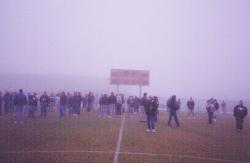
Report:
1,0,250,99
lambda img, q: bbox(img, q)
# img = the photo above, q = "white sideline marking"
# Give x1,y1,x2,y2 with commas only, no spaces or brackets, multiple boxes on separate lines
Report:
1,150,242,162
120,151,239,163
113,115,126,163
1,150,113,154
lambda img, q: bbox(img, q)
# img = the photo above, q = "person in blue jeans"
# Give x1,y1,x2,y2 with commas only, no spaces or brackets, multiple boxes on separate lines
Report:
14,89,27,124
167,95,180,127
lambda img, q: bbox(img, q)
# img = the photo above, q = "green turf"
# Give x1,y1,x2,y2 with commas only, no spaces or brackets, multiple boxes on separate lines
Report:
121,112,250,162
0,110,249,163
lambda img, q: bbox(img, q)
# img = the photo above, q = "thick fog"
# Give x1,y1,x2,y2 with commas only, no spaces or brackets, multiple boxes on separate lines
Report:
1,0,250,100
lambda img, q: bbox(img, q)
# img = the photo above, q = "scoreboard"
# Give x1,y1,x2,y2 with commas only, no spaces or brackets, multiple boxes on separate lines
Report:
110,69,149,85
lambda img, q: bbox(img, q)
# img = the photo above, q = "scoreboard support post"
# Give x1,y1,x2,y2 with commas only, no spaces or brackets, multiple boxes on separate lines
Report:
117,84,120,94
139,85,142,97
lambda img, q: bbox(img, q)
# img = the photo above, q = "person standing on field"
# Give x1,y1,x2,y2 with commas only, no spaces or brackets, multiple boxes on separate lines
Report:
234,100,248,132
153,96,159,122
13,89,27,124
187,97,195,119
116,94,122,116
28,93,38,118
206,98,215,124
109,92,117,116
140,93,147,122
40,92,50,118
221,101,226,114
59,92,67,118
4,91,12,115
145,96,157,133
87,92,95,112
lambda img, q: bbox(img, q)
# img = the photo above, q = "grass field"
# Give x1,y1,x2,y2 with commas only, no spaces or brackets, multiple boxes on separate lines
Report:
0,109,249,163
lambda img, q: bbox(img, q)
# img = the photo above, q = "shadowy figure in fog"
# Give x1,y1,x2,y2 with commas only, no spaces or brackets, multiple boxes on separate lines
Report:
187,97,195,119
234,100,248,132
167,95,180,127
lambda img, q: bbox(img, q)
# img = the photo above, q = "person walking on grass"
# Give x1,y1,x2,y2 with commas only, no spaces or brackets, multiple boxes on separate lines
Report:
145,96,157,133
167,95,180,127
234,100,248,132
13,89,27,124
187,97,195,119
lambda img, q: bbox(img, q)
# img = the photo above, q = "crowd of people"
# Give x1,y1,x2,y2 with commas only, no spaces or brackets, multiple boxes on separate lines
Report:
0,89,248,133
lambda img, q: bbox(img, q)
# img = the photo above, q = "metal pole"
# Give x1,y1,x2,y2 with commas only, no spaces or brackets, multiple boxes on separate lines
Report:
139,85,142,97
117,85,119,94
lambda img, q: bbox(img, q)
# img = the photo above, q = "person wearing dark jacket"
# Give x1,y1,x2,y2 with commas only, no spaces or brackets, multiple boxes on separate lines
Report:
82,95,87,111
167,95,180,127
76,92,82,115
40,92,50,118
99,94,109,118
87,92,95,112
4,91,12,115
153,96,159,122
145,96,157,133
14,89,27,124
59,92,67,117
28,93,38,118
234,100,248,132
72,92,78,116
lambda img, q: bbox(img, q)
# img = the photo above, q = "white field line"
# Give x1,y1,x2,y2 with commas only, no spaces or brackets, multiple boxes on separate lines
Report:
113,115,126,163
1,150,243,163
120,151,240,163
1,150,113,154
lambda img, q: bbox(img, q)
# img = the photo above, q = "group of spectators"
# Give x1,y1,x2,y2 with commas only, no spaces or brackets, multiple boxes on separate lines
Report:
167,96,248,133
0,89,96,123
0,89,248,133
